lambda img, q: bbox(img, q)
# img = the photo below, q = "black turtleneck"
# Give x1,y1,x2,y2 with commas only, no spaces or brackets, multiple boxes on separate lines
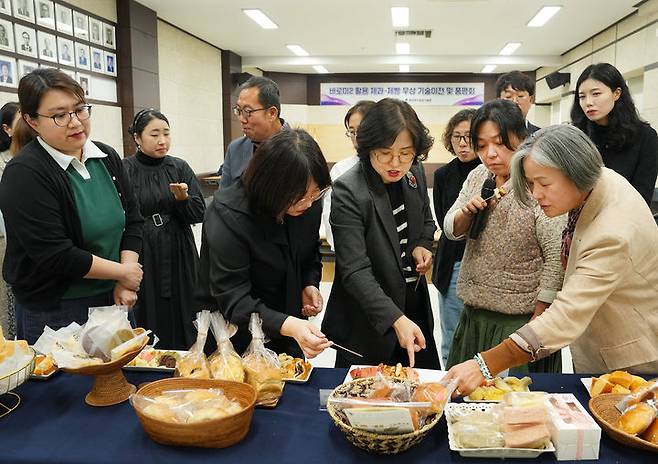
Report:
135,150,165,166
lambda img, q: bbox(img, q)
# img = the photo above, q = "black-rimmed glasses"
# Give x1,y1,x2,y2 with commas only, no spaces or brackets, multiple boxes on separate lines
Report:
37,104,92,127
232,106,267,118
450,134,471,145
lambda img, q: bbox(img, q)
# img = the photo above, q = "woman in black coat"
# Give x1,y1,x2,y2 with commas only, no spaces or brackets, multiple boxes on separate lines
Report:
196,129,332,359
322,98,439,368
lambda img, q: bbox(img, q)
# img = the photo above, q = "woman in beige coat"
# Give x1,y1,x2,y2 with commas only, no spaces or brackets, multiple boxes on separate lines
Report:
446,124,658,396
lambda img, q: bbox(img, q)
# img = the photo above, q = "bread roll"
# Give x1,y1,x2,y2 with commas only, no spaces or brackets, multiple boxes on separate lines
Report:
640,418,658,444
617,402,656,435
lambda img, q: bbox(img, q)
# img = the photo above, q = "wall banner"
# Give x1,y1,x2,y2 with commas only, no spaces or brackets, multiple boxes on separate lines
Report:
320,82,484,106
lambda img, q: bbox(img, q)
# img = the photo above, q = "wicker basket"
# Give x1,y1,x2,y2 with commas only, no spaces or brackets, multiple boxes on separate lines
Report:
0,347,35,395
327,377,442,455
132,377,257,448
588,393,658,453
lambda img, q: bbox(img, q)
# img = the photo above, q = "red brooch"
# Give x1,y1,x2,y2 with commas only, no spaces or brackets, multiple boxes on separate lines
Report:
406,171,417,189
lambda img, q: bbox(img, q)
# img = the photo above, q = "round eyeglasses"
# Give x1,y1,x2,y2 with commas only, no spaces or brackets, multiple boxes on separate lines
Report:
373,152,415,164
36,104,92,127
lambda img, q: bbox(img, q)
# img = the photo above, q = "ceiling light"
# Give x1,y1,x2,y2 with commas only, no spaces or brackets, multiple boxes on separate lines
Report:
242,9,278,29
286,45,309,57
313,65,329,74
527,6,561,27
399,64,410,72
396,43,410,54
499,42,521,55
481,65,497,73
391,7,409,27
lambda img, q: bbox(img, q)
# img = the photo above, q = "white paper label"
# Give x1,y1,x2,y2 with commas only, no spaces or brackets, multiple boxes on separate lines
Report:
343,407,414,434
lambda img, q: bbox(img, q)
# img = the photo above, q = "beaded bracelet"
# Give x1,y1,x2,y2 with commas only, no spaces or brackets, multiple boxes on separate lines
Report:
473,353,494,382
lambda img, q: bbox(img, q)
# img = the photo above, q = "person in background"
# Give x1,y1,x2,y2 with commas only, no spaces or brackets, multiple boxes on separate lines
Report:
571,62,658,205
197,129,331,359
432,108,480,367
218,76,288,189
322,98,439,368
321,100,374,250
0,69,143,343
443,99,564,373
496,71,540,134
0,102,19,338
124,109,205,350
446,124,658,396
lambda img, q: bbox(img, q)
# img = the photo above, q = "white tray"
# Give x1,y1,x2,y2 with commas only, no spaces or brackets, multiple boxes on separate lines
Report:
343,365,446,384
445,402,556,458
123,349,186,372
581,377,593,396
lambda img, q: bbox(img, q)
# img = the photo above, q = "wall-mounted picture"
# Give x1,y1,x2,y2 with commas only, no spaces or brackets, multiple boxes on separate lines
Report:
76,72,89,97
0,55,17,87
0,18,15,53
0,0,11,16
104,50,116,76
74,42,89,70
89,17,102,45
37,30,57,62
15,24,36,57
55,3,73,35
102,22,115,49
59,67,74,79
36,0,55,30
57,36,73,66
13,0,34,23
18,59,37,78
73,11,88,40
90,46,102,72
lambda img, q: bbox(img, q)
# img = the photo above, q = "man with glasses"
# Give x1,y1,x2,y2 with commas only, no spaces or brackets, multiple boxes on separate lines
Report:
218,76,289,189
496,71,540,135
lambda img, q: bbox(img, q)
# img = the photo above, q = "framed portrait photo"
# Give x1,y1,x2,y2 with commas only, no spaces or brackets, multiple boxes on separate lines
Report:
18,58,37,78
57,36,73,66
103,50,116,76
90,46,103,73
14,24,36,58
0,55,17,87
102,22,115,49
74,42,89,70
35,0,55,30
55,3,72,35
73,11,88,40
13,0,34,23
37,30,57,62
0,0,11,16
89,17,102,45
0,18,15,53
76,72,90,97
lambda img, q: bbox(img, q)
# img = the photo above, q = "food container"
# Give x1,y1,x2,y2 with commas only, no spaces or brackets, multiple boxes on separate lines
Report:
545,393,601,460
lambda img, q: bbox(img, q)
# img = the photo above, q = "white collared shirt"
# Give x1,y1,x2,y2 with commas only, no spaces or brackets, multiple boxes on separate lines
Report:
37,136,107,180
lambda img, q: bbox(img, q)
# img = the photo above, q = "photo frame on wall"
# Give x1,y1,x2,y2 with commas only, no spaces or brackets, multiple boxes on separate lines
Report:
0,18,15,53
89,17,102,45
18,58,38,78
104,50,115,76
73,11,88,40
13,0,35,23
0,0,11,16
90,46,102,73
76,72,89,97
57,36,73,66
102,22,115,49
37,30,57,63
15,24,37,57
74,42,89,70
55,3,73,36
36,0,55,30
0,54,17,87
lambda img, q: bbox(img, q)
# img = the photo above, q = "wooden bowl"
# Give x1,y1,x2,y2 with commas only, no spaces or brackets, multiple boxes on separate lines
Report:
61,328,148,407
588,393,658,453
132,377,257,448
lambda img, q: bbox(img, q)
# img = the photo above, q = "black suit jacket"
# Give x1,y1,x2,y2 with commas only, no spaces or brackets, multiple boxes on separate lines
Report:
322,160,436,364
527,121,540,135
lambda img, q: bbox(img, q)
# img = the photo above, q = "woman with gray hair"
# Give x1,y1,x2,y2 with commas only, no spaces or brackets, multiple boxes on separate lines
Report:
446,124,658,395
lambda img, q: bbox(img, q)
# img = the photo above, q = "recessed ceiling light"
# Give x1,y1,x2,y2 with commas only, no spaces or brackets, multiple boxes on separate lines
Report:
396,43,410,54
242,9,278,29
391,7,409,27
499,42,521,55
399,64,410,72
313,65,329,74
527,6,561,27
286,45,309,57
481,65,497,73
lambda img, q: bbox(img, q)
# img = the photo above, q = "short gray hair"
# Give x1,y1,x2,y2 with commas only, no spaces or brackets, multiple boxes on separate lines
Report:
511,124,603,206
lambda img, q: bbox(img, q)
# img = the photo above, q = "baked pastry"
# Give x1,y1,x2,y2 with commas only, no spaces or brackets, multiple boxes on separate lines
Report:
617,402,657,435
209,352,244,382
175,353,211,379
640,418,658,444
243,354,284,407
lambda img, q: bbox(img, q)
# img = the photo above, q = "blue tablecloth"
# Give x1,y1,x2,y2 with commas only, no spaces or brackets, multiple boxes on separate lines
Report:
0,368,653,463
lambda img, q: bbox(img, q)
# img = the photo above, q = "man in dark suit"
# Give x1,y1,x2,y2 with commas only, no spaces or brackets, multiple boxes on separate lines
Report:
218,76,287,189
496,70,540,134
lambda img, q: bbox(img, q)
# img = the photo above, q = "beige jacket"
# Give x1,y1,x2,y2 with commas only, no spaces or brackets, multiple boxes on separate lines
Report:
518,168,658,374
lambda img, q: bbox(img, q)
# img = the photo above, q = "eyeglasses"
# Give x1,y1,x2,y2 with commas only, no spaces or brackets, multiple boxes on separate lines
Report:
373,151,415,164
450,134,471,145
232,106,267,119
37,104,92,127
345,129,357,138
291,186,330,210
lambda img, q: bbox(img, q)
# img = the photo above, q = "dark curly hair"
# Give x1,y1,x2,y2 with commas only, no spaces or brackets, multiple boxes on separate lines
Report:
356,98,433,163
442,108,477,155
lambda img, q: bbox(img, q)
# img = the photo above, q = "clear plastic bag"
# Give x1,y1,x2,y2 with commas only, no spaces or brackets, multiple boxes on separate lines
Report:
616,379,658,412
175,311,212,379
208,312,244,382
79,306,134,361
241,313,283,407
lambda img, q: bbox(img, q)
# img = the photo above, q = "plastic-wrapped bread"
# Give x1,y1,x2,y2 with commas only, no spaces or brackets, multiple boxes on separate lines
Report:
241,313,283,407
175,311,211,379
208,312,244,382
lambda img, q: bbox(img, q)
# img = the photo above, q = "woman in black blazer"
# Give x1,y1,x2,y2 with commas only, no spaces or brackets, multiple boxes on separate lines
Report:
322,98,439,368
196,129,332,359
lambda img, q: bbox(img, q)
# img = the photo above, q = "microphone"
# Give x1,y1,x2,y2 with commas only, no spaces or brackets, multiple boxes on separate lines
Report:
469,177,497,240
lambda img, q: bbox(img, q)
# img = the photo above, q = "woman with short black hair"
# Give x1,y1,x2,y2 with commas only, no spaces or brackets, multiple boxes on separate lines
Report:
196,128,332,358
